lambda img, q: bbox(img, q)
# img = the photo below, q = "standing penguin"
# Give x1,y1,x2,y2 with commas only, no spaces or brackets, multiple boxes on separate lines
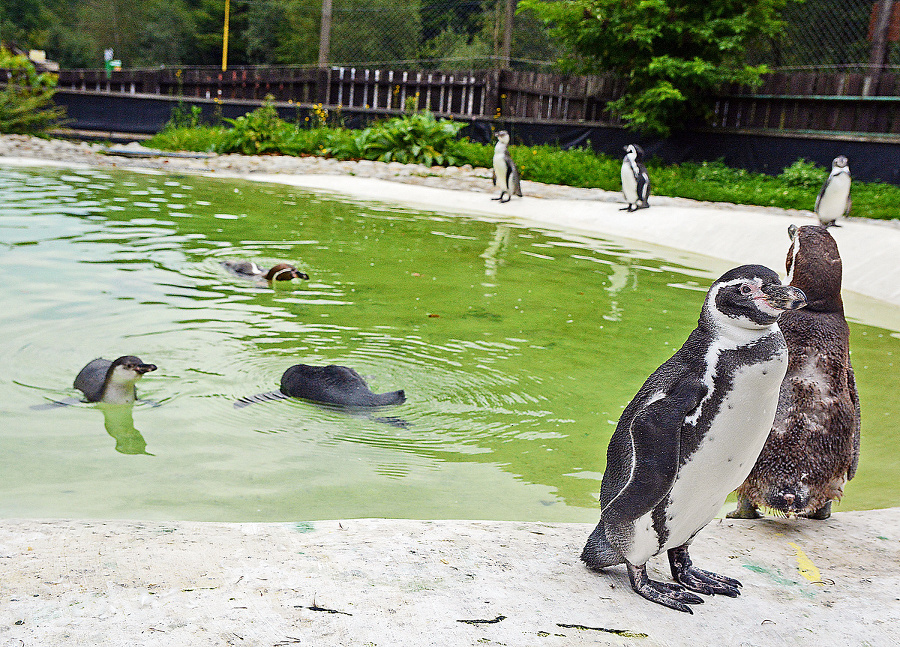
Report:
581,265,806,613
74,356,158,405
815,155,851,227
491,130,522,203
729,225,860,520
620,144,651,212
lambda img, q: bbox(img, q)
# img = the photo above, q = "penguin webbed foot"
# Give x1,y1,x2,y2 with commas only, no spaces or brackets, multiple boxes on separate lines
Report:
627,562,703,614
800,500,832,520
726,495,762,519
668,546,741,597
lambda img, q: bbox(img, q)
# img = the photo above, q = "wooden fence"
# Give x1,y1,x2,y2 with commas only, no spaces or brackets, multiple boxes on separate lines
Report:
38,66,900,136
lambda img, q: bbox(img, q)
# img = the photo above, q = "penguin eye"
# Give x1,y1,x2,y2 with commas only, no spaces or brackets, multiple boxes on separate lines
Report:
740,284,752,295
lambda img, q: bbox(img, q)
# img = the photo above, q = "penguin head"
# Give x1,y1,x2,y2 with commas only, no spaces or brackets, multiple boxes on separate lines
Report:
106,356,157,388
704,265,807,330
264,263,310,282
495,130,510,145
785,224,843,311
623,144,644,160
832,155,849,170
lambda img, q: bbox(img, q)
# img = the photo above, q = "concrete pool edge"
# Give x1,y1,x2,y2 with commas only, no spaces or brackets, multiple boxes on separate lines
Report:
1,510,898,646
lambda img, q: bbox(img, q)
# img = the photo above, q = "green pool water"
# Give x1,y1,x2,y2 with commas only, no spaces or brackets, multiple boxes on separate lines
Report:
1,165,897,522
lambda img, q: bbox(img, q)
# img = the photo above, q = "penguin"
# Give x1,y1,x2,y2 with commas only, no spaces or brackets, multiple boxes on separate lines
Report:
728,225,860,520
620,144,651,212
222,260,310,283
74,356,158,405
581,265,806,613
235,364,405,409
814,156,851,227
491,130,522,203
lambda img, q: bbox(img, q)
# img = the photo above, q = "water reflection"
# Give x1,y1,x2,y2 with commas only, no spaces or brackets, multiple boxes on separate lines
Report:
100,404,152,455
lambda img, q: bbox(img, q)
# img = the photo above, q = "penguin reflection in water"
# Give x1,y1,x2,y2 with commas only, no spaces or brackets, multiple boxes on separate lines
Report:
815,155,851,228
491,130,522,203
620,144,651,212
581,265,806,613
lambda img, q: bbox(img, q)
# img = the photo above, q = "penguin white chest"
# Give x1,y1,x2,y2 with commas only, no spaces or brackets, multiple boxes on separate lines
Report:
493,151,510,192
818,173,851,220
661,353,787,552
621,161,638,202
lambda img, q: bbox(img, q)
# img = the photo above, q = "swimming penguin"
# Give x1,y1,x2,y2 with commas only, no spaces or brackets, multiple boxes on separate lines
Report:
235,364,405,409
728,225,860,521
581,265,806,613
815,156,851,227
74,356,158,405
222,260,310,283
620,144,651,212
491,130,522,203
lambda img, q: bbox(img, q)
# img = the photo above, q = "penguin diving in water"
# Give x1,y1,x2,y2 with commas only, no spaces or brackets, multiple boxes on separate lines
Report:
729,225,860,521
620,144,651,212
74,356,158,405
236,363,405,409
222,260,310,285
581,265,806,613
815,156,851,228
491,130,522,203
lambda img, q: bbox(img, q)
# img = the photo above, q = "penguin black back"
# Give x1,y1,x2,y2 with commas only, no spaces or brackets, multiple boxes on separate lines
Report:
280,364,406,408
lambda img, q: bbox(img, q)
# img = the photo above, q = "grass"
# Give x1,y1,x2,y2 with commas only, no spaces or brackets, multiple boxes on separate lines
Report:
146,118,900,222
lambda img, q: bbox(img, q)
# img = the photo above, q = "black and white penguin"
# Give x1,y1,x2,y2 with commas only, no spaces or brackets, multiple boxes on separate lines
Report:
235,364,405,409
222,260,310,283
815,156,851,228
729,225,860,520
581,265,806,613
74,356,157,405
620,144,651,212
491,130,522,203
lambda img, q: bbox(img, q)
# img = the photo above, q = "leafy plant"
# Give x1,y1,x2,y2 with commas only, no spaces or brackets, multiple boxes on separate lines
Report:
779,158,824,189
336,111,468,166
216,97,296,155
0,47,66,134
520,0,788,137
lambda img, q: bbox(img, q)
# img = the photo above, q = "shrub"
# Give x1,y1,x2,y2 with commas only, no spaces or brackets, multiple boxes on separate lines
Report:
779,158,824,189
0,47,66,134
340,111,468,166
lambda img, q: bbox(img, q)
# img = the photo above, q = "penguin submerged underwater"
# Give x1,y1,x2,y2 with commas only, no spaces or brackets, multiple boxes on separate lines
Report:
235,364,406,409
620,144,651,212
581,265,806,613
491,130,522,203
74,356,158,405
729,225,860,520
815,156,851,228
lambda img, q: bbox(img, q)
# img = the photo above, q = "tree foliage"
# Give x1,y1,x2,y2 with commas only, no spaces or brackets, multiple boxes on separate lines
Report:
520,0,788,136
0,47,66,134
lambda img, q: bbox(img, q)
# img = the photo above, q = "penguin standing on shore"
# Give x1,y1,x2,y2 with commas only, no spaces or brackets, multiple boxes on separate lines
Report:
620,144,651,212
581,265,806,613
815,156,851,227
491,130,522,203
729,225,860,520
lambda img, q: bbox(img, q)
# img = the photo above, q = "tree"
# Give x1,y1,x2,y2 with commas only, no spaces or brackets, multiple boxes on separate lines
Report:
520,0,789,136
0,47,66,134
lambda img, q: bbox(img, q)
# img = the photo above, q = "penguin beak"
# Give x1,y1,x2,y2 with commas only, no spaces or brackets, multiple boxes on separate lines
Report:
135,363,157,374
761,285,806,311
293,270,310,280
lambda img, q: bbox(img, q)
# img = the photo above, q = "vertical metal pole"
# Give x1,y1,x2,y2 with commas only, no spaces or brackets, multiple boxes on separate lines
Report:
865,0,896,96
319,0,333,67
502,0,516,69
221,0,230,71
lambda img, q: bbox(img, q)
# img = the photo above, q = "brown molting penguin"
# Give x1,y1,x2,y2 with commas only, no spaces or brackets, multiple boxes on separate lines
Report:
728,225,860,520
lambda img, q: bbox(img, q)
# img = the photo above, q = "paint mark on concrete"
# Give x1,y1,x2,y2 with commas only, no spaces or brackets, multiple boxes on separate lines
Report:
789,542,824,585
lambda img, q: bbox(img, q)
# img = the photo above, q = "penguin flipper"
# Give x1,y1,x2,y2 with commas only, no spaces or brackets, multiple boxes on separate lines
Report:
507,159,522,197
491,168,497,187
847,364,861,481
31,397,83,410
603,378,705,529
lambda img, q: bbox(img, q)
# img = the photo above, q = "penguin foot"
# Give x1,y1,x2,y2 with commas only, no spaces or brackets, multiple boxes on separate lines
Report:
668,546,741,597
499,194,511,203
618,205,630,211
800,500,832,520
626,562,703,614
726,496,762,519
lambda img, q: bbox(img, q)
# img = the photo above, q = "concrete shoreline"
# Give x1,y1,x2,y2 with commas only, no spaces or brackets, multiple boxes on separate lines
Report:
2,135,899,645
